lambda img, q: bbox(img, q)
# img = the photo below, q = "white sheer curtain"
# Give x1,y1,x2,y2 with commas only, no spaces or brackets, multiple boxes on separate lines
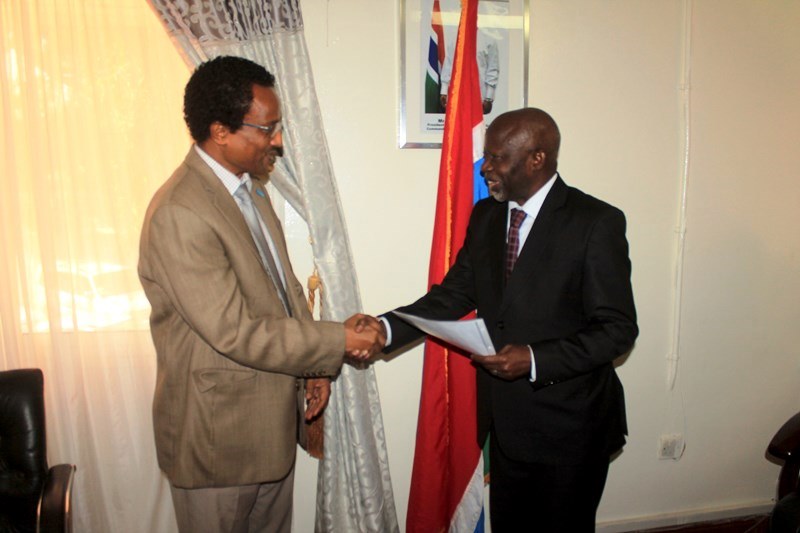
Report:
145,2,399,531
0,1,189,530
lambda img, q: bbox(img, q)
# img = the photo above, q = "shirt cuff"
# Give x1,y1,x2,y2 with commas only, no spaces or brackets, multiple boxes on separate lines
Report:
379,316,392,346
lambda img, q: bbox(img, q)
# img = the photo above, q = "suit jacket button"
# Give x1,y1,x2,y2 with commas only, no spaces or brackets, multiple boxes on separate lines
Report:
496,321,505,330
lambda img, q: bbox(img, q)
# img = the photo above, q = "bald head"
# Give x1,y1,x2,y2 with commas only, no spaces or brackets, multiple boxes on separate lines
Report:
481,108,561,204
489,108,560,174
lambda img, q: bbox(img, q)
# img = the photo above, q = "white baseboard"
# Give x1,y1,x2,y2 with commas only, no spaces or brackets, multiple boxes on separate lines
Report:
596,501,775,532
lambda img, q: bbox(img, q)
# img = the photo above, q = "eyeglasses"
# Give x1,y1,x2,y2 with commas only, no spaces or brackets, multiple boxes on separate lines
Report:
241,121,282,138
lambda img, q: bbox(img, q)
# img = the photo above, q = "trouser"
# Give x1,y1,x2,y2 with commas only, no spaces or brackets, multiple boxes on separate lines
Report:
489,432,610,532
170,467,295,533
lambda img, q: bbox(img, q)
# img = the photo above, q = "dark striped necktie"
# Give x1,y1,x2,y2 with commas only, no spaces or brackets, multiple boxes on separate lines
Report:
505,208,527,280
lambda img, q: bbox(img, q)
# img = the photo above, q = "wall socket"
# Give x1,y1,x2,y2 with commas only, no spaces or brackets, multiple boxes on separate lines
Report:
658,433,685,460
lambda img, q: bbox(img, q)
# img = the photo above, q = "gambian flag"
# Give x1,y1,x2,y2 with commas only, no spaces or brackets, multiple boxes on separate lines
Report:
407,1,486,532
424,0,446,113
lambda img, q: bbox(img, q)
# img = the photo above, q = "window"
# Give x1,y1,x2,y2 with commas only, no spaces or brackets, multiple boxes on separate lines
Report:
2,0,191,332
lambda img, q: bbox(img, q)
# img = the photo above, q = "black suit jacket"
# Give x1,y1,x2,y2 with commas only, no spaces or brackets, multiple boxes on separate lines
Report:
385,176,638,465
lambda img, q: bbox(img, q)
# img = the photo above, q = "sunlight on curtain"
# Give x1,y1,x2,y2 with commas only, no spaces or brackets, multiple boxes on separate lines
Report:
0,0,189,530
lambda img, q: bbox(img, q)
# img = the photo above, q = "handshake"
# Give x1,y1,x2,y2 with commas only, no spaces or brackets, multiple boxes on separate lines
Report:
342,313,535,381
343,314,387,360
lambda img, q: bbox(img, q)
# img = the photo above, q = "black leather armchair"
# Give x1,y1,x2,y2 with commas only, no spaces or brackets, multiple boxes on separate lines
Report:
0,369,76,533
768,411,800,533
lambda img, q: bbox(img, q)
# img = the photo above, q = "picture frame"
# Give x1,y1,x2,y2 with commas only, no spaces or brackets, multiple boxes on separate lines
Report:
398,0,530,149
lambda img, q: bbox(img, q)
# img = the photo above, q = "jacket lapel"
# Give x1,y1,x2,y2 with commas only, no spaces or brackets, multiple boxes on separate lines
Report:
250,178,307,317
249,179,286,262
485,202,507,298
499,176,568,314
250,179,293,279
185,149,262,261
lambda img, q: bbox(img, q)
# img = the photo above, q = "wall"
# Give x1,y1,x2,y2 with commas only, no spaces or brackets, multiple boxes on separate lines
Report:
290,0,800,530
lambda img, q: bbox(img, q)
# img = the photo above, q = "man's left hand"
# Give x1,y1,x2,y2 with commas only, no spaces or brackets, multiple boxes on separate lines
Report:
471,344,531,380
305,378,331,420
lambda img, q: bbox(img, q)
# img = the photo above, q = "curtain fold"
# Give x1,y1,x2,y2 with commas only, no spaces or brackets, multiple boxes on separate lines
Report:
146,1,398,531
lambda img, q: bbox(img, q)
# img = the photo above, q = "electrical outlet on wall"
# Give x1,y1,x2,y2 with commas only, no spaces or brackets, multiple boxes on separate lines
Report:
658,434,685,460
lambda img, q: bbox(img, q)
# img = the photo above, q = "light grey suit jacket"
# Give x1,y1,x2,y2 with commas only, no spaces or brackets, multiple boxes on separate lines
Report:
138,147,344,488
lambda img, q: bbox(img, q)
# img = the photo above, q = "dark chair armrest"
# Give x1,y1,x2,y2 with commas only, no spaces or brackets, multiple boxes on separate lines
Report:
769,412,800,459
769,412,800,500
38,464,76,533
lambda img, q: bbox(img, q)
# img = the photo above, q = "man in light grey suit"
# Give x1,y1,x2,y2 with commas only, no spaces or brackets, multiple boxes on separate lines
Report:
138,56,382,533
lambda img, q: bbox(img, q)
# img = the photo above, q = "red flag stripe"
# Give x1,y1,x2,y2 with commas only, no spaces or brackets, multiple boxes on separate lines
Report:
407,1,484,531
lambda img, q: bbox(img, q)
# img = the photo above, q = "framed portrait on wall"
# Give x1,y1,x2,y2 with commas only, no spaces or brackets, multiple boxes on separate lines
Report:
399,0,529,149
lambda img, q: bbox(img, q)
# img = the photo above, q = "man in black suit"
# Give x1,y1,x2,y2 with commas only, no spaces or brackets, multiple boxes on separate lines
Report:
380,108,638,531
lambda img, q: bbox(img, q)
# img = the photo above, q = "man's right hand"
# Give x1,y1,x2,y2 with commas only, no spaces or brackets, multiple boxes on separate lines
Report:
344,314,386,360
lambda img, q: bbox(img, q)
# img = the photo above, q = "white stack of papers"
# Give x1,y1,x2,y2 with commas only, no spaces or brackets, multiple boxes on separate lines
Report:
393,311,496,356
